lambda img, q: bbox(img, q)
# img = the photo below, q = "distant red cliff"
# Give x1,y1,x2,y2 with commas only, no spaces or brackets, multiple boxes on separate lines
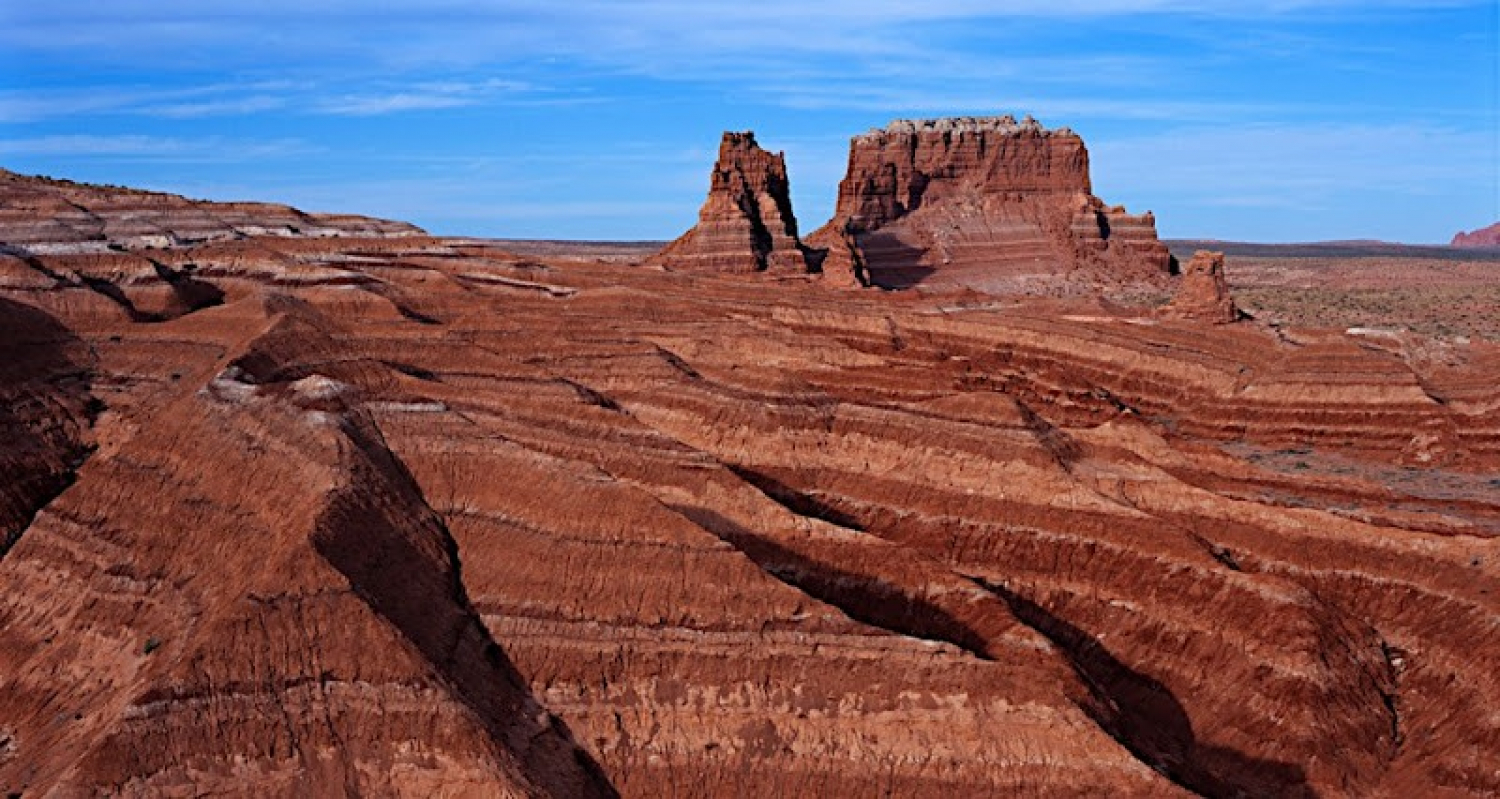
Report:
1451,221,1500,248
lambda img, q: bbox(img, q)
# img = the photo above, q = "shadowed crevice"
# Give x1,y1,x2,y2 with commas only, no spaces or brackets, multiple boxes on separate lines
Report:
313,414,618,798
725,465,867,532
148,259,226,315
0,297,99,559
856,231,936,290
976,579,1318,799
670,504,993,662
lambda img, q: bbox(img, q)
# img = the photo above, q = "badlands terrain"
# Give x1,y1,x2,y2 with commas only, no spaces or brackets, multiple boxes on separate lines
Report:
1,115,1498,798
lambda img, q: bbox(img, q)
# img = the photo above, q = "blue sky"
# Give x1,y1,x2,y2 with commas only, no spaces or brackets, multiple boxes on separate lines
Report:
1,1,1494,243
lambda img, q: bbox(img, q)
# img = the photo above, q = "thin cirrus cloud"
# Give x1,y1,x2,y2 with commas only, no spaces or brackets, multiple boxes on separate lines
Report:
0,82,297,123
0,79,538,123
0,134,314,160
1,2,1482,68
315,79,531,116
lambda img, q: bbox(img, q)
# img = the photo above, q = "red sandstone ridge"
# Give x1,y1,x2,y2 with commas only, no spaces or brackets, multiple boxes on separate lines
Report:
1162,250,1240,323
652,132,815,275
0,168,422,254
1451,221,1500,249
807,115,1171,294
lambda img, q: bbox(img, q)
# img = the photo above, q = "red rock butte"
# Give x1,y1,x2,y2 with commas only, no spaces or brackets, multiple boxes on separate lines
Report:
652,132,811,275
1162,250,1240,324
1,153,1499,799
808,115,1172,294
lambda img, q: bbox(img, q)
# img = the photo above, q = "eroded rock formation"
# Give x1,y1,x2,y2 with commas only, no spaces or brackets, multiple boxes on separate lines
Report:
653,132,811,274
1163,249,1240,323
807,115,1172,294
1451,221,1500,249
2,170,1499,798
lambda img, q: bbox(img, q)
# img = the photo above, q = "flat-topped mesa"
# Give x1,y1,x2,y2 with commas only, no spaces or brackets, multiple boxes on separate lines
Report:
1162,250,1241,324
841,115,1090,228
808,114,1173,294
652,132,811,274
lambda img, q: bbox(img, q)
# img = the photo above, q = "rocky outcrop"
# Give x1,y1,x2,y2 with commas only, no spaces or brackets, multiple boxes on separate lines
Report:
652,132,811,274
1451,221,1500,249
0,168,422,255
808,115,1172,294
2,172,1499,798
1162,250,1240,323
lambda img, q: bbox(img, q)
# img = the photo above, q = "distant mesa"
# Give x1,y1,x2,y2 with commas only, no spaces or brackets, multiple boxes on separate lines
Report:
659,116,1172,294
1451,221,1500,249
807,114,1173,293
1160,250,1241,324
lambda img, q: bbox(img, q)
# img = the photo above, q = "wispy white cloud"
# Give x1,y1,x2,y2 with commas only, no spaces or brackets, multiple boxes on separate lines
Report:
317,93,479,116
314,77,531,115
0,81,299,122
0,77,545,122
144,95,289,118
3,1,1481,71
0,134,313,160
771,87,1294,122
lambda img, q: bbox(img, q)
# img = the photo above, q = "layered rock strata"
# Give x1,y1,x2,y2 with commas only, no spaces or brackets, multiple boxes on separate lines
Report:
653,132,811,274
808,115,1172,294
0,168,422,255
1,171,1498,797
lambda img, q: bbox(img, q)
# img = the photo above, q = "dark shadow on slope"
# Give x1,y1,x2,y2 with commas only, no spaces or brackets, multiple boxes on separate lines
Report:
671,495,1315,797
858,231,936,290
383,360,442,382
562,379,624,413
73,263,224,324
1015,401,1083,469
738,192,776,271
79,275,163,323
978,579,1318,799
0,297,98,558
670,504,993,662
360,284,444,325
150,260,225,315
313,414,617,798
725,465,867,532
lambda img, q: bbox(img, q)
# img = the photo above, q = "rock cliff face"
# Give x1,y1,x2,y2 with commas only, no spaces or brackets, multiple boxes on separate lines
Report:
1163,250,1240,323
653,132,810,274
1451,221,1500,249
2,170,1499,798
808,116,1172,294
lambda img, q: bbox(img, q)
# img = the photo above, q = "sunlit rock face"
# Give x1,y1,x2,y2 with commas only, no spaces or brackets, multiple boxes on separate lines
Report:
1162,250,1241,323
653,132,811,275
808,115,1172,295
